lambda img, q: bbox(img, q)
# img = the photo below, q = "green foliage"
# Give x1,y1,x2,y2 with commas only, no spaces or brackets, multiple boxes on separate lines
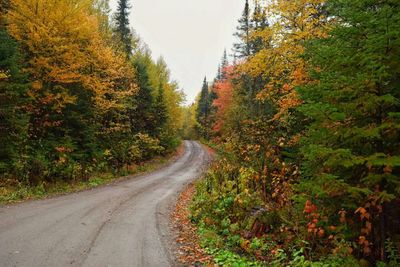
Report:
153,83,168,135
0,148,176,204
130,54,156,134
378,239,400,267
0,28,29,179
114,0,133,57
270,248,359,267
299,0,400,258
233,0,251,59
209,248,261,267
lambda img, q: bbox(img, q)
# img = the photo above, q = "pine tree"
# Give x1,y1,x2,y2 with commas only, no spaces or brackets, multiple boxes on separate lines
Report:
114,0,133,57
221,49,228,69
299,0,400,260
196,77,209,120
233,0,251,58
0,29,29,177
220,49,229,80
216,64,222,81
130,56,155,134
153,82,168,135
251,2,269,54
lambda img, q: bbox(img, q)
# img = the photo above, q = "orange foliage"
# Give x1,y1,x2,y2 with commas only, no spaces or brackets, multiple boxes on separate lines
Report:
212,66,234,134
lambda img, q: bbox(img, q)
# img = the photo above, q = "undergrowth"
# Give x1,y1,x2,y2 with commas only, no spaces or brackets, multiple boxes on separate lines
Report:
0,149,179,204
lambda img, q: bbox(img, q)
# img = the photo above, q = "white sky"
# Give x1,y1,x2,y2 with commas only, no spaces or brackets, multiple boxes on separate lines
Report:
109,0,244,103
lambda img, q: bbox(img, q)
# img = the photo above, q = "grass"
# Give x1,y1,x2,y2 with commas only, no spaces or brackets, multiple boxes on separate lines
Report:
0,145,183,205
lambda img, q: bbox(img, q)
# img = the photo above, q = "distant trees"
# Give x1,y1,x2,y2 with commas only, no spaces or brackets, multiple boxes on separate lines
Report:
196,77,211,138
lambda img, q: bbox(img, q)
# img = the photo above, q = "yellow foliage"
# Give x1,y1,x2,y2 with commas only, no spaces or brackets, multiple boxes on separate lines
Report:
0,71,8,80
7,0,136,115
240,0,329,121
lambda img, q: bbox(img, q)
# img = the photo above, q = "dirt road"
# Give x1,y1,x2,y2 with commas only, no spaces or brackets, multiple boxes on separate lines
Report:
0,141,210,267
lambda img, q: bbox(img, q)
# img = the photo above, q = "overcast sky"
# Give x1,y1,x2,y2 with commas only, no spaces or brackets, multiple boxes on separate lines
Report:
109,0,244,103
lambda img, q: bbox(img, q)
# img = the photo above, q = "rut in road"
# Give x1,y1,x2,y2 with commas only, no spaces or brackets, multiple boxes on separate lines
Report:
0,140,211,267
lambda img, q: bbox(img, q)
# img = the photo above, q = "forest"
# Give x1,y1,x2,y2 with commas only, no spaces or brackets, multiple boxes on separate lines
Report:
187,0,400,266
1,0,400,266
0,0,185,200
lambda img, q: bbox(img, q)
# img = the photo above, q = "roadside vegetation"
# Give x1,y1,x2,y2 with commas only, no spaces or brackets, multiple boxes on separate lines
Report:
0,144,183,204
0,0,185,202
187,0,400,266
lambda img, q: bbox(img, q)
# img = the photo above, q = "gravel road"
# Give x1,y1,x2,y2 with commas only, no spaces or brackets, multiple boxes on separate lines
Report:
0,140,210,267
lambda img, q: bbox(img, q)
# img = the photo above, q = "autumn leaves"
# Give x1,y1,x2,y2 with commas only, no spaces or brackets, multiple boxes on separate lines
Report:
190,0,400,265
0,1,184,187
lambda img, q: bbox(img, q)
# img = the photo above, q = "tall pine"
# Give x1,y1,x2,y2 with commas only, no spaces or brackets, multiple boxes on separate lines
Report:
196,77,214,138
220,49,229,80
153,82,168,136
130,55,155,135
233,0,251,59
196,77,209,120
114,0,133,57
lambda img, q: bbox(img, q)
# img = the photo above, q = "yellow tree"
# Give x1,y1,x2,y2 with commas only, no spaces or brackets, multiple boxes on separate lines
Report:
7,0,135,117
6,0,137,180
153,58,185,148
240,0,328,123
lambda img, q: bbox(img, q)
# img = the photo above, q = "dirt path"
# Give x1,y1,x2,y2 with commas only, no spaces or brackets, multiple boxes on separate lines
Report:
0,141,211,267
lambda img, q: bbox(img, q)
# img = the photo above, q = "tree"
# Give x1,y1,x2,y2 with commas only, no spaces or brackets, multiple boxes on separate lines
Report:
220,49,229,80
153,82,168,135
212,66,234,135
196,77,215,138
299,0,400,261
114,0,133,57
216,64,222,81
130,54,155,135
196,77,209,120
6,0,136,181
0,29,29,178
152,57,185,149
233,0,251,59
251,1,269,54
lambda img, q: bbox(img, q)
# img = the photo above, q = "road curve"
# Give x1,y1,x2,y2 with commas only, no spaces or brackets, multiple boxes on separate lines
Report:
0,141,210,267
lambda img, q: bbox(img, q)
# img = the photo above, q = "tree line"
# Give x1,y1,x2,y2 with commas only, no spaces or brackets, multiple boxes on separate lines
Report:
190,0,400,265
0,0,184,185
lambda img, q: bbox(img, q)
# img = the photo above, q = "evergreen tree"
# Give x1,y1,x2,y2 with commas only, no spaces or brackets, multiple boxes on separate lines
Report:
216,64,222,81
196,77,217,138
299,0,400,261
114,0,133,57
196,77,209,120
153,82,168,134
0,29,29,177
221,49,228,69
233,0,251,58
130,56,155,134
251,2,269,54
220,49,229,80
